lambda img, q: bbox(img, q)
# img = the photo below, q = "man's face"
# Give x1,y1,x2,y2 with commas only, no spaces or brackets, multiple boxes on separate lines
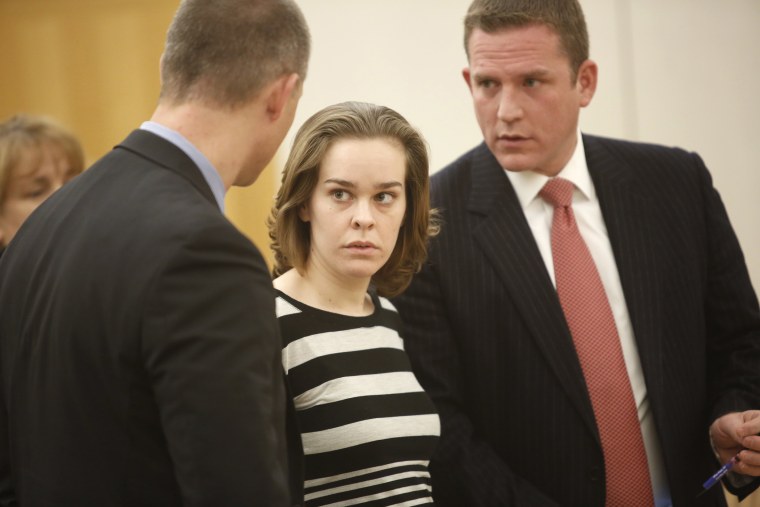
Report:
463,24,597,176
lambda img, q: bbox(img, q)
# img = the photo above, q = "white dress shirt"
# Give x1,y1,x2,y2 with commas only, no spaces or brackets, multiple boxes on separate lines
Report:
504,134,672,507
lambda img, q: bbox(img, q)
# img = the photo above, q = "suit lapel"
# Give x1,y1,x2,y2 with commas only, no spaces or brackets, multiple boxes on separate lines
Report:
116,129,218,207
583,135,667,395
467,144,599,439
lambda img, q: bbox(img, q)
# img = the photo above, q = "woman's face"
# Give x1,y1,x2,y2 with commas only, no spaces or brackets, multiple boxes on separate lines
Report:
0,143,79,247
299,137,407,284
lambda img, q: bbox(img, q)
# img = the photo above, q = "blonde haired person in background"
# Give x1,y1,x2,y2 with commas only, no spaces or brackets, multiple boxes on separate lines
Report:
0,114,84,255
268,101,440,506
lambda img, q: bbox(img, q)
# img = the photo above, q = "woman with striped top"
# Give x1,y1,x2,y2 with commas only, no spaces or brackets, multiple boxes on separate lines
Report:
268,101,440,506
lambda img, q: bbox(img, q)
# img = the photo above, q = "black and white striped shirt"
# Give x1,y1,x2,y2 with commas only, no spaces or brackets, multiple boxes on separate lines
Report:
276,290,440,506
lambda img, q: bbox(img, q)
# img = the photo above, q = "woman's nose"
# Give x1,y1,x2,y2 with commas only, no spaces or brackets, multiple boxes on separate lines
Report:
351,201,375,229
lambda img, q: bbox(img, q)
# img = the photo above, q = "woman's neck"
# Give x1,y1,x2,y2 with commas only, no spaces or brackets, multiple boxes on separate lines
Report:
273,268,373,317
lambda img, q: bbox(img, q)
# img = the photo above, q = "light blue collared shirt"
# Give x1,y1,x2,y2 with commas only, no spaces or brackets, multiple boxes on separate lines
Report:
140,121,226,212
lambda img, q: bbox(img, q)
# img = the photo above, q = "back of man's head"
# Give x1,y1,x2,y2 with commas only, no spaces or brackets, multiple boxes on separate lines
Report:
159,0,310,109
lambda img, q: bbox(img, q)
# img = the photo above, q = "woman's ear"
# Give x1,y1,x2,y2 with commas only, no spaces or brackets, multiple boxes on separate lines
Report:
298,203,310,222
0,215,7,247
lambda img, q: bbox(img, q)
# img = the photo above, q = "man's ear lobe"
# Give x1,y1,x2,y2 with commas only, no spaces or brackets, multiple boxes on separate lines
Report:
267,73,300,121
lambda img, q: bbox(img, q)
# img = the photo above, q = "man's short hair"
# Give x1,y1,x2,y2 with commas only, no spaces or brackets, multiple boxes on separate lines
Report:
160,0,310,108
464,0,589,80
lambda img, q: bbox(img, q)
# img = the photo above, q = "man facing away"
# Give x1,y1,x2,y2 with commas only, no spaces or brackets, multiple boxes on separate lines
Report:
393,0,760,505
0,0,310,505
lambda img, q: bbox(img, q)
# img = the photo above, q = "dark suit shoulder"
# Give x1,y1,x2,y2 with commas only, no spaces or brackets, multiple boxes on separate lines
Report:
583,134,704,174
432,143,491,184
581,133,718,206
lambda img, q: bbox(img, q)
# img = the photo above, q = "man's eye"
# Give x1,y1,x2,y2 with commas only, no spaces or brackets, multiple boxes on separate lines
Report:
524,78,538,88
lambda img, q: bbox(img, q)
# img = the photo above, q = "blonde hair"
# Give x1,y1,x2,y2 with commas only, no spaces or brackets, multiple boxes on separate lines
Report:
0,114,84,203
268,101,439,297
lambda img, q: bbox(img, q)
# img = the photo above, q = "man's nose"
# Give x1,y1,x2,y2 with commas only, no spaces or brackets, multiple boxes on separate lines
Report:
497,87,524,123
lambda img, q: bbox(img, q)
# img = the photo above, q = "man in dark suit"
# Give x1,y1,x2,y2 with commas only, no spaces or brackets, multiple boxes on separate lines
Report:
0,1,309,506
393,1,760,506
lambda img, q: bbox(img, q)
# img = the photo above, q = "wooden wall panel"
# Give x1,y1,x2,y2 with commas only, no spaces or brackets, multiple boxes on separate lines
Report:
0,0,278,265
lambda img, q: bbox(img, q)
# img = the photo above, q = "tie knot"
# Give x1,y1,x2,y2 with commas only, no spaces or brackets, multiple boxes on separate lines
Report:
540,177,574,208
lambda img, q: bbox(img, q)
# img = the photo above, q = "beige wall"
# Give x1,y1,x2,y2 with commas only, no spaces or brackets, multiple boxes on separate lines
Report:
293,1,760,504
0,0,277,265
293,0,760,290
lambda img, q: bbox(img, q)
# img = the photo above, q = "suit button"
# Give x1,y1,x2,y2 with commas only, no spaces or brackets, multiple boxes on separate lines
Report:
590,466,602,481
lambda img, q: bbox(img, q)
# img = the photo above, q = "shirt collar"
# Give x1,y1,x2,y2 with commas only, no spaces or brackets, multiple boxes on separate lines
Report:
504,131,594,209
140,121,226,212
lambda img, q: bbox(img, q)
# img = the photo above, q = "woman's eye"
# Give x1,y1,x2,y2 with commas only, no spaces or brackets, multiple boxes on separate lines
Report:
331,189,350,201
376,192,395,204
23,188,47,199
22,180,51,199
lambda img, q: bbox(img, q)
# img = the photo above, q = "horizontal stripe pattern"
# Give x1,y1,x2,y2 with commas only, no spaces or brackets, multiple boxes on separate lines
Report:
304,460,428,489
303,436,440,482
293,372,425,411
304,461,433,506
298,392,435,433
285,328,405,373
302,414,440,454
309,483,433,506
276,290,439,506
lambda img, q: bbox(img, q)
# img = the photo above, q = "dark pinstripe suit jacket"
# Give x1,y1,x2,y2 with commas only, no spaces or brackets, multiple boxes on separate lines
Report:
393,135,760,506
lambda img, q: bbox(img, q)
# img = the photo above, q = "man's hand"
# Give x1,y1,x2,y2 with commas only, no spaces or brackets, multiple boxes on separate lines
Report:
710,411,760,476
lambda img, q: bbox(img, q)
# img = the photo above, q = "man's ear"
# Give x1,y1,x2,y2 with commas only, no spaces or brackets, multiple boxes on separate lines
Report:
266,73,301,121
462,67,473,91
576,59,598,108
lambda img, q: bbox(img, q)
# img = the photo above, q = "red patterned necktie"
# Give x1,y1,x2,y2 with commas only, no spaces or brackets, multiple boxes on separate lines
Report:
540,177,654,507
